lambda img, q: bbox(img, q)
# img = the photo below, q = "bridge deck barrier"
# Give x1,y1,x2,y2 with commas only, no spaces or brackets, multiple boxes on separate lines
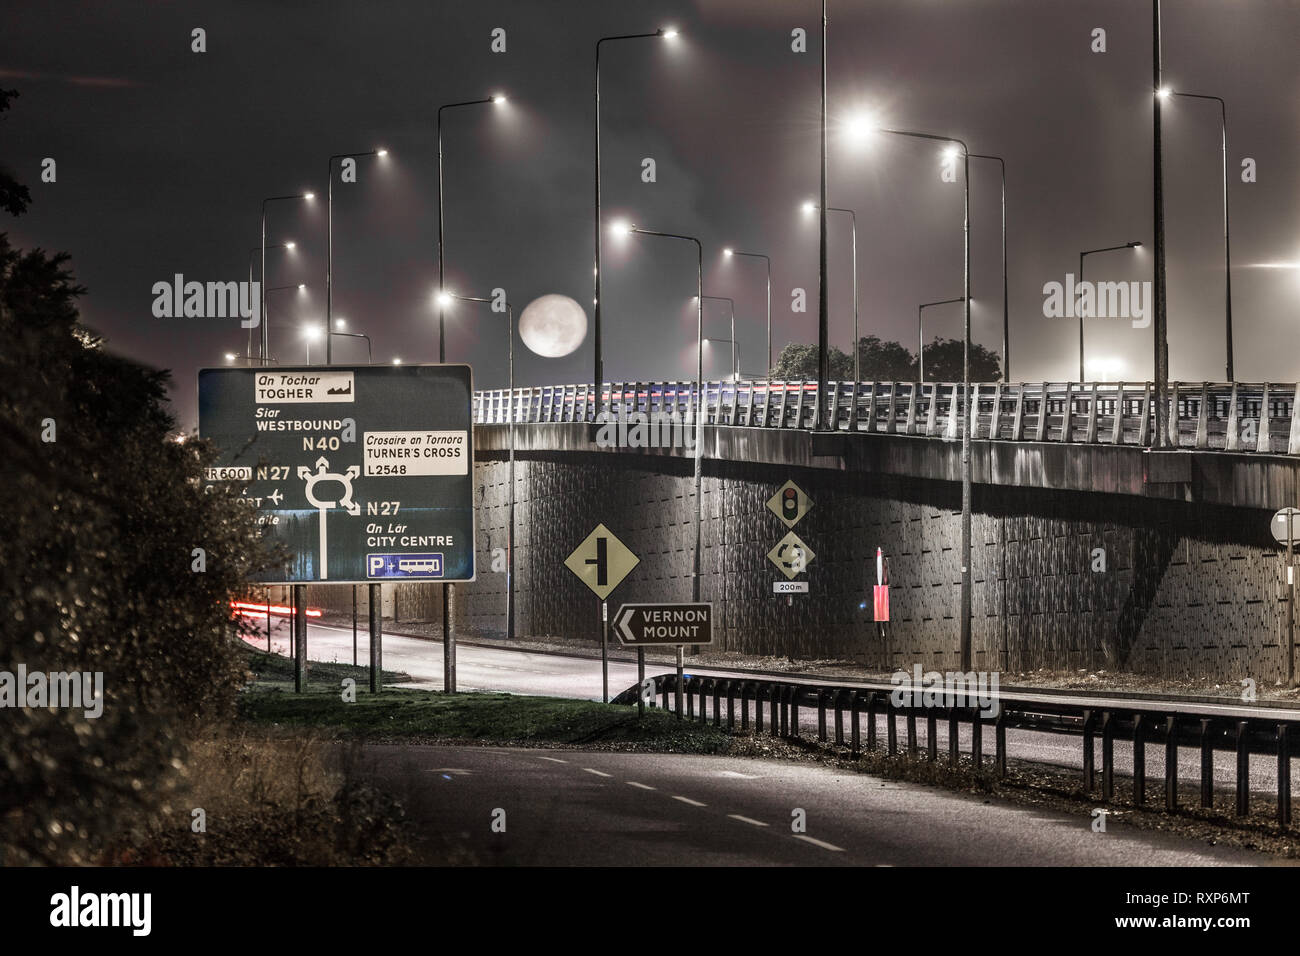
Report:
474,380,1300,455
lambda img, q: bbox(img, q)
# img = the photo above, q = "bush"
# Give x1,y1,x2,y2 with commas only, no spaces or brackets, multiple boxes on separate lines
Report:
0,234,271,864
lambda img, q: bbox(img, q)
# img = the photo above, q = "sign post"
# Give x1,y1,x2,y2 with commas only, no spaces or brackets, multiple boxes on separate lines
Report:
565,523,640,704
1272,508,1300,686
615,602,714,721
199,365,475,694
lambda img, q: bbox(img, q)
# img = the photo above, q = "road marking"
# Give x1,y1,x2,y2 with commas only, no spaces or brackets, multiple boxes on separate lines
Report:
583,768,612,778
727,814,770,827
672,795,707,807
717,770,760,779
626,782,656,790
793,834,845,852
537,756,568,764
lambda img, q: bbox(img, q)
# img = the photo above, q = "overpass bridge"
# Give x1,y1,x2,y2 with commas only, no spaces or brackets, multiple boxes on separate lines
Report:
322,380,1300,684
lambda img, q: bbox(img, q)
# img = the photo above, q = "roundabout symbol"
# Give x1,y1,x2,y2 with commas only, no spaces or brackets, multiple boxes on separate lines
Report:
297,456,360,579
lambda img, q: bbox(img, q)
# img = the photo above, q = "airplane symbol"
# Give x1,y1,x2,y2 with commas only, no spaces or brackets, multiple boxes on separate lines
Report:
267,488,283,506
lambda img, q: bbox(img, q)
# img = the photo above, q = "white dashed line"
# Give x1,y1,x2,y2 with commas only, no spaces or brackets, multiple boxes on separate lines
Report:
583,768,612,778
727,814,770,827
626,782,656,790
793,834,845,852
672,796,707,807
537,756,568,764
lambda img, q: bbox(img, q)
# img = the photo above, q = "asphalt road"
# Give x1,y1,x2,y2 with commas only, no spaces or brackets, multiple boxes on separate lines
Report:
360,745,1276,866
245,618,1300,800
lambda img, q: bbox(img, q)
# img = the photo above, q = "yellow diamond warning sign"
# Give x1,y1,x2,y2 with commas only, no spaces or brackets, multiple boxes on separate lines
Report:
767,530,815,580
766,480,813,529
564,523,640,600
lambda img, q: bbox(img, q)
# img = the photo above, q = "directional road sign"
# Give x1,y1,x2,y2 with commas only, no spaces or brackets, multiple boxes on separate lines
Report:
767,529,815,580
766,479,813,529
613,603,713,646
564,523,640,600
198,364,475,584
1272,508,1300,547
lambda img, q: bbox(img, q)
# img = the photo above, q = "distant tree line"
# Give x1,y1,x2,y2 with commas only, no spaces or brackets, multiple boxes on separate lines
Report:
768,336,1002,383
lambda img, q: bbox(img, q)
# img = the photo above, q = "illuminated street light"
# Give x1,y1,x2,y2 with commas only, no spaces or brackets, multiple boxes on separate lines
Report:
392,357,402,365
247,241,296,360
260,191,315,365
724,248,772,371
803,201,858,382
593,25,681,423
1077,241,1143,381
326,147,389,364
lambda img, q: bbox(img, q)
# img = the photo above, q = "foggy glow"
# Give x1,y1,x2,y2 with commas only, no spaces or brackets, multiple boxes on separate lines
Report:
609,219,633,237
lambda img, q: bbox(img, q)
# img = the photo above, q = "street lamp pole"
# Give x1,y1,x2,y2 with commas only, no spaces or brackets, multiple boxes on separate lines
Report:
1164,91,1233,381
882,127,971,669
260,193,313,365
918,297,966,382
248,242,293,360
816,0,829,428
725,250,771,372
1152,0,1170,447
593,28,675,421
1077,242,1143,380
436,94,502,695
442,292,515,642
701,295,735,379
326,149,384,366
629,225,702,713
969,154,1007,379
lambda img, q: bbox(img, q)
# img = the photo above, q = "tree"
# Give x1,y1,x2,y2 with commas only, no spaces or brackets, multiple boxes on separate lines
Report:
855,335,919,381
0,232,270,864
769,342,852,380
921,336,1003,383
0,89,32,217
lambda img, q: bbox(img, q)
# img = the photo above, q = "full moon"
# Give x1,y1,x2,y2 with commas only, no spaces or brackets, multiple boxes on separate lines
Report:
518,294,588,358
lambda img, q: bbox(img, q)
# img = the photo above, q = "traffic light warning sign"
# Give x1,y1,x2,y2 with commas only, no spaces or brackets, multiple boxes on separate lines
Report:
766,480,813,529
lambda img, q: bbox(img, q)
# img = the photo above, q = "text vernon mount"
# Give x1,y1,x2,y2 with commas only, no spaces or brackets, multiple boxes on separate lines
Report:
198,364,476,584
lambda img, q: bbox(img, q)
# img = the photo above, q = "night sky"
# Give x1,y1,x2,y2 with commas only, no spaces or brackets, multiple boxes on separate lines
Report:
4,0,1298,429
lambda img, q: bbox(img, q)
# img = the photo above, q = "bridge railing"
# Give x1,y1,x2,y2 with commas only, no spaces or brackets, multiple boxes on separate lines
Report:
472,380,1300,455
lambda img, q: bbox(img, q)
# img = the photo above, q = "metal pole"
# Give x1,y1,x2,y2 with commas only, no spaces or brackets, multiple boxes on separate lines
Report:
260,207,267,365
368,582,382,694
1289,514,1295,687
1153,0,1169,447
507,304,516,642
293,583,306,693
352,585,357,666
765,257,771,373
326,160,333,366
637,647,646,716
816,0,829,428
1221,99,1233,383
918,303,924,382
266,585,272,652
601,600,609,703
1078,252,1086,381
960,147,972,670
850,210,858,382
675,646,684,719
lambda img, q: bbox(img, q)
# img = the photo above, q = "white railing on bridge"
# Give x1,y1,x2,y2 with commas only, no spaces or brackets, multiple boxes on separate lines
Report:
472,381,1300,456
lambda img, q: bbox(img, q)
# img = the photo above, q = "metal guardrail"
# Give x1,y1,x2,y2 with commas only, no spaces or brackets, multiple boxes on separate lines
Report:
613,674,1297,825
473,380,1300,455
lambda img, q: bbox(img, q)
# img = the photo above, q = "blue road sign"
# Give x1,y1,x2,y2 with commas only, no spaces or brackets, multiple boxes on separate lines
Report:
198,364,475,584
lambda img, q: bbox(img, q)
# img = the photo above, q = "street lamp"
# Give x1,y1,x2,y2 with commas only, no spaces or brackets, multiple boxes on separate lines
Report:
701,295,735,380
436,95,505,695
260,192,315,364
1159,89,1234,381
626,223,703,710
1077,241,1142,380
724,248,772,372
593,26,679,421
969,153,1008,380
442,291,516,644
301,324,324,365
703,337,738,380
918,297,966,382
805,201,858,382
247,241,296,360
881,125,972,670
438,96,505,364
326,147,388,365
